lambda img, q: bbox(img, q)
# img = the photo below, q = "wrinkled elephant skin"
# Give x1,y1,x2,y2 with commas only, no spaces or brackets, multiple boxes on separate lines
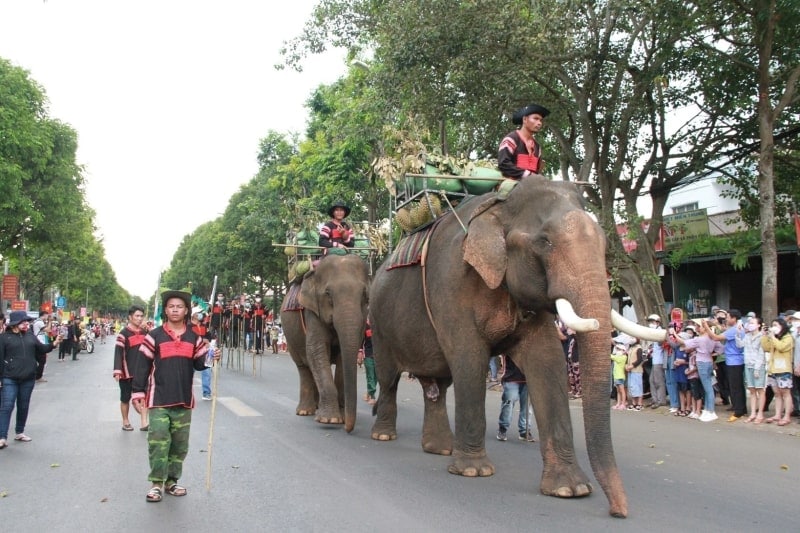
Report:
282,254,369,433
370,176,628,517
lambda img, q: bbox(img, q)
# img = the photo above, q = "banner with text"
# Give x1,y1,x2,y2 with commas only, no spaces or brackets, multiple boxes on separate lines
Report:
663,209,710,248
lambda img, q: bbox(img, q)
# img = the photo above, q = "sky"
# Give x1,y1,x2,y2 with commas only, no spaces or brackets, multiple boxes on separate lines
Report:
0,0,346,298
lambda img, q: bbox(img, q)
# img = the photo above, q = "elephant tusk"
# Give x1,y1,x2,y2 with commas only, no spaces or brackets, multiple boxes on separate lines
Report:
555,298,599,332
611,309,667,342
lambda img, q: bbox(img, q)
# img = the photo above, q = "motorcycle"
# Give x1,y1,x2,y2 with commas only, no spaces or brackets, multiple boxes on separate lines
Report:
79,331,95,353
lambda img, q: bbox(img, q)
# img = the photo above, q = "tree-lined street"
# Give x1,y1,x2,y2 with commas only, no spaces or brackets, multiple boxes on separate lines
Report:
1,340,797,531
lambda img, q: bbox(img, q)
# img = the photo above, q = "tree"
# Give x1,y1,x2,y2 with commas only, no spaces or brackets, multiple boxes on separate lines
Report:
281,1,732,317
686,0,800,319
1,57,131,314
0,59,85,252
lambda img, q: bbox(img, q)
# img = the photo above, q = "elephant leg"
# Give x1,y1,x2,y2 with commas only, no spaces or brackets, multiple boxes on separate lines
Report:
420,377,453,455
521,325,592,498
371,351,401,441
307,335,344,425
295,364,319,416
447,350,495,477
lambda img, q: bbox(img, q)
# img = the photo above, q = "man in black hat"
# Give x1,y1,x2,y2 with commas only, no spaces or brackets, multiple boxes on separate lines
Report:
498,103,550,180
132,290,214,503
319,200,354,253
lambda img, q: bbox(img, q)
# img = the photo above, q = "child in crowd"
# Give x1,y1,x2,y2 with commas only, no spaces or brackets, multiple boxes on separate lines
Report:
625,338,645,411
669,324,693,416
685,350,703,419
611,341,628,410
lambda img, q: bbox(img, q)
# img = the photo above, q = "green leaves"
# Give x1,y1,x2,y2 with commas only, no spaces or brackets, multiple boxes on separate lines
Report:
1,57,131,312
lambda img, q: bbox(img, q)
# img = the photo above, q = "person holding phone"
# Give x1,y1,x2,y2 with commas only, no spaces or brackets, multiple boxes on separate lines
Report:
760,317,794,426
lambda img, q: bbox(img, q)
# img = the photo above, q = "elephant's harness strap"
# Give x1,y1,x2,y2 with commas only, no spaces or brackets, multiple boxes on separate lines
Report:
420,223,442,340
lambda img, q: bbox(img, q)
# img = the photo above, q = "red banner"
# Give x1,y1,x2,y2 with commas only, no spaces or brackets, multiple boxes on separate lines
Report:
2,275,19,300
11,300,28,311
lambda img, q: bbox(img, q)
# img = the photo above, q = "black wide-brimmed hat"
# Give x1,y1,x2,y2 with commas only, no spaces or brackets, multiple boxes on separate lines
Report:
511,103,551,125
7,310,34,327
161,290,192,310
327,200,351,218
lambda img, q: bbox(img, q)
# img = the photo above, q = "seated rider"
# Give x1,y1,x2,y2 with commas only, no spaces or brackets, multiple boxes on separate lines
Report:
497,103,550,180
318,200,354,254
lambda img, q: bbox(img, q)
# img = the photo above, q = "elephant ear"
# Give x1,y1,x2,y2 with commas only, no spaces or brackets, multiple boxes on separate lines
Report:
463,210,507,290
298,271,320,316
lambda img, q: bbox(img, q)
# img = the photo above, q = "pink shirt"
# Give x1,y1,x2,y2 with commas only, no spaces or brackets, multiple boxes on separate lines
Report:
682,335,720,363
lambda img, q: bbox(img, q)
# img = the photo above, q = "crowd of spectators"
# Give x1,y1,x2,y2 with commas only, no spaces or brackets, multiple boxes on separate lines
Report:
611,306,800,426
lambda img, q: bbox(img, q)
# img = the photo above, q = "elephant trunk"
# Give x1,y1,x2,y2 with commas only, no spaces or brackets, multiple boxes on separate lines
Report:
577,322,628,517
552,211,627,517
333,314,365,433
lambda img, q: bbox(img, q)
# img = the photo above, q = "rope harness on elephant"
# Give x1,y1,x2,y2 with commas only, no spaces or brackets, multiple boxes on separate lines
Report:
420,231,439,340
420,181,519,341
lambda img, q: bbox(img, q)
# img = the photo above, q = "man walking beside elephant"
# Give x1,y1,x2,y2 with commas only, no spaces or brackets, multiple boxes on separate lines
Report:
496,355,535,442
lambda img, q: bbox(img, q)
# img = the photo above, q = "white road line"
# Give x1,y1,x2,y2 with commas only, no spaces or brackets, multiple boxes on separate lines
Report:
215,396,263,417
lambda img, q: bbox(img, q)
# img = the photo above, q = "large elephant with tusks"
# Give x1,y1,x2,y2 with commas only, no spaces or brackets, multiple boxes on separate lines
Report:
369,176,663,517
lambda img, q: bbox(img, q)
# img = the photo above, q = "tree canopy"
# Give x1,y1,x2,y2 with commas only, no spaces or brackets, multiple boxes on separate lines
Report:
0,58,132,315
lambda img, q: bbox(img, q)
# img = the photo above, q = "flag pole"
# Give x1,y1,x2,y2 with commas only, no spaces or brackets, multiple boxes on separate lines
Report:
205,275,218,491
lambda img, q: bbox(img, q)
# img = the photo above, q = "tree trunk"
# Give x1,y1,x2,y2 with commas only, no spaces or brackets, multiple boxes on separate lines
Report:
756,0,778,320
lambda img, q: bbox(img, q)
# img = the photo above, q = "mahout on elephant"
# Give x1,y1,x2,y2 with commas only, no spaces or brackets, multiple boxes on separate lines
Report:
369,175,663,518
281,253,369,432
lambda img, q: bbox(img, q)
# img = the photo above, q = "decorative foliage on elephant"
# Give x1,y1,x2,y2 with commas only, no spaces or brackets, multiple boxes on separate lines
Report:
369,175,664,518
281,254,369,432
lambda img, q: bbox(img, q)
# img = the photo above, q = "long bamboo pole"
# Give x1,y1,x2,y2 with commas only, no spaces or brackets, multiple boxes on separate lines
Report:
205,275,218,491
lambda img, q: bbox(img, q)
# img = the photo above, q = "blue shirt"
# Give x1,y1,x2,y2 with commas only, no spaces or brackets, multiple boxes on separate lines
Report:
723,326,745,365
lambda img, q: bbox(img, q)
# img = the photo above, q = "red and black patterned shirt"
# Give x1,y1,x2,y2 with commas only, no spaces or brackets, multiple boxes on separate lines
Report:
132,324,208,409
498,130,543,179
113,325,146,380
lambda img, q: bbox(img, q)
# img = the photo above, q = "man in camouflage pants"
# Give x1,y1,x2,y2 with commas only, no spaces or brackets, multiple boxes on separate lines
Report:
132,290,215,503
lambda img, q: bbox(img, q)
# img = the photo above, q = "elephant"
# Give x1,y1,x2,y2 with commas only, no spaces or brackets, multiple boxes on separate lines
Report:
369,175,664,518
281,253,370,432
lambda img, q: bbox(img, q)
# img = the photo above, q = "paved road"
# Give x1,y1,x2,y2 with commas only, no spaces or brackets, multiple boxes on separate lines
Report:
1,339,797,532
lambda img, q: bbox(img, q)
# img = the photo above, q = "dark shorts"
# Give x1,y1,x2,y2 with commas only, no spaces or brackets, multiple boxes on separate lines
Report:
688,378,704,400
119,378,133,403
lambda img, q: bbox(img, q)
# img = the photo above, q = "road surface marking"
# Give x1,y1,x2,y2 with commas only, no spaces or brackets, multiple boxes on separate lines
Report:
216,396,262,417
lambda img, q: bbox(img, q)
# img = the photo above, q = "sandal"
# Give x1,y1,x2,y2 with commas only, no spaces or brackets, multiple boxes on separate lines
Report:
165,483,187,497
122,424,134,431
754,417,764,424
140,426,149,432
745,415,756,423
765,417,780,424
146,487,162,503
14,434,32,442
777,419,791,426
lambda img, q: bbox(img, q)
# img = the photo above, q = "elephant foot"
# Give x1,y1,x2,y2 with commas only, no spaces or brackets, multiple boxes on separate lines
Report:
447,452,495,477
296,407,316,416
421,433,453,456
540,464,593,499
315,414,344,425
370,421,397,441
